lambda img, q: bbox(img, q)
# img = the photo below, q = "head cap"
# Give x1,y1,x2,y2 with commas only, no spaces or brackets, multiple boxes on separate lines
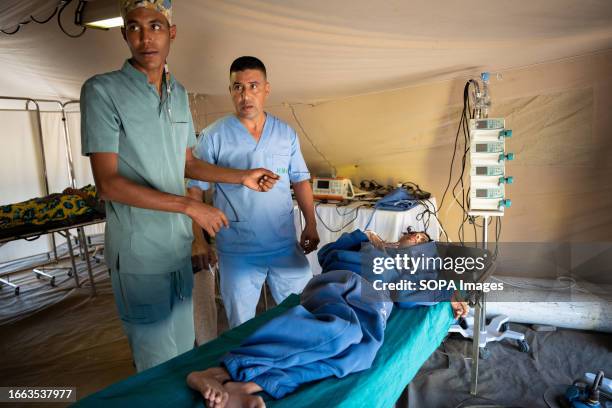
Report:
120,0,172,25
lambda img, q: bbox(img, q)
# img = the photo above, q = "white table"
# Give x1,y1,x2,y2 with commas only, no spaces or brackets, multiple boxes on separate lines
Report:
293,199,439,275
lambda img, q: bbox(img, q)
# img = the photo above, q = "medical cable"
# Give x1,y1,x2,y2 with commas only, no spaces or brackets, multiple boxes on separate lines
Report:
216,185,241,222
415,198,451,242
438,80,479,244
288,104,337,177
362,209,376,231
315,202,369,233
493,216,501,259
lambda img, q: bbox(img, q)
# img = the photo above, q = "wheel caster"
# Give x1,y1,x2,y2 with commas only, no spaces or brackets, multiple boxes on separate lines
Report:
479,347,491,360
15,287,20,296
35,273,41,280
500,322,509,332
518,339,530,353
50,277,56,287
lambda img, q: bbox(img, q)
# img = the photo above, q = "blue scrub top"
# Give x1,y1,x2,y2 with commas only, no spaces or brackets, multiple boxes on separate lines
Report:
81,60,196,275
188,114,310,255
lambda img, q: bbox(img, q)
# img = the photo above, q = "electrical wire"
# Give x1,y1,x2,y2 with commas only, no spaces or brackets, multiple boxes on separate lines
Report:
58,0,86,38
1,1,65,36
438,79,481,246
1,25,22,35
31,5,59,24
410,198,451,241
314,202,369,233
288,104,336,176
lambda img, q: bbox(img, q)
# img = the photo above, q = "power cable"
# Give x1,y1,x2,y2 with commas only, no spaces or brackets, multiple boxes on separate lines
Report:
288,104,336,177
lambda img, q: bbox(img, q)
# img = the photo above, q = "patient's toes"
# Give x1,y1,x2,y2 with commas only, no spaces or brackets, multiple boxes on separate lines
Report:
251,395,265,408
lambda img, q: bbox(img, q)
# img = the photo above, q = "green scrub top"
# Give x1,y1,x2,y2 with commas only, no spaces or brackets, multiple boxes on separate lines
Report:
80,60,196,275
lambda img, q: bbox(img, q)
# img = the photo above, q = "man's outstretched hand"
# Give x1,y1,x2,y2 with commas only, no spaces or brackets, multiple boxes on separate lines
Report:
242,168,280,192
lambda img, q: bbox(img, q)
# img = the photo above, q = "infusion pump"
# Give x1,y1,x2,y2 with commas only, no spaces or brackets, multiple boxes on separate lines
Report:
312,178,355,201
468,118,514,214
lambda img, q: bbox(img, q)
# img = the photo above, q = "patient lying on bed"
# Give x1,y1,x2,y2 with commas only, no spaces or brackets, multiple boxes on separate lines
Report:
187,229,468,408
0,184,103,229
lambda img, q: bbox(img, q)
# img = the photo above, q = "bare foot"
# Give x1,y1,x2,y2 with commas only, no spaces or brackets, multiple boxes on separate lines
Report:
206,366,232,383
450,291,469,318
187,370,229,408
226,393,265,408
224,381,263,395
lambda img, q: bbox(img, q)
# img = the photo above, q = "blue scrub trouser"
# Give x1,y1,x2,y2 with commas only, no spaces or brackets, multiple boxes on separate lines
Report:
218,243,312,328
222,270,392,399
110,264,195,372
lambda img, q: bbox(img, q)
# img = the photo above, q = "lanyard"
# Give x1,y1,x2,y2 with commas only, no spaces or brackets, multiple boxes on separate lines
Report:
164,63,172,119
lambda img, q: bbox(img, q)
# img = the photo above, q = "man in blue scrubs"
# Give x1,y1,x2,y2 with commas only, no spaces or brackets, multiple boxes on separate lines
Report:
81,2,278,371
188,56,319,328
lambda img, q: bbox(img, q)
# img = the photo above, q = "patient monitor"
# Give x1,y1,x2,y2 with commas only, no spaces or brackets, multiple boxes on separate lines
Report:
312,177,356,200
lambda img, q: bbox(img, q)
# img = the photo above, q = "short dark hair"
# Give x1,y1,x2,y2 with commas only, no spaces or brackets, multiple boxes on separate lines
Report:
230,56,267,78
404,227,433,242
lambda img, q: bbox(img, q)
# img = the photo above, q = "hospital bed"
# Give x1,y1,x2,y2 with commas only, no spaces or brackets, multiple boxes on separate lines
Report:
75,294,455,408
75,241,494,407
0,187,105,296
0,96,102,296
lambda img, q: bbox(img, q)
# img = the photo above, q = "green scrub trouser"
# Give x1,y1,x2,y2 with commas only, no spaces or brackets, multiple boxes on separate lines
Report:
110,264,195,372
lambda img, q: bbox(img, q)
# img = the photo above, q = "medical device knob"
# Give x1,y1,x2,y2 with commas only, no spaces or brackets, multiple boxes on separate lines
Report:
499,153,514,162
499,199,512,209
499,129,512,139
499,176,514,184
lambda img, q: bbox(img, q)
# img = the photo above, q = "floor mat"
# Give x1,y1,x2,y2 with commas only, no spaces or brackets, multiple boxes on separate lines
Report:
405,326,612,407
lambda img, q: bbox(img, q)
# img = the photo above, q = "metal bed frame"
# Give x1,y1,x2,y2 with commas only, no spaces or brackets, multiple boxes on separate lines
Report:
0,96,101,297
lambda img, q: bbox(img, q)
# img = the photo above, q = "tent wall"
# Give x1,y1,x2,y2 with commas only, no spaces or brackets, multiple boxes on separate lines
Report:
189,49,612,244
2,50,610,263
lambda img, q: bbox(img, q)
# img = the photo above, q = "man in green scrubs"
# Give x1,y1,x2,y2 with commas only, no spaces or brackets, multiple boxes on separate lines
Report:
80,0,278,371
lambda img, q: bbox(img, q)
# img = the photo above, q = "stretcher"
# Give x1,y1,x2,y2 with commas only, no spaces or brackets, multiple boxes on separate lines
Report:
75,293,455,408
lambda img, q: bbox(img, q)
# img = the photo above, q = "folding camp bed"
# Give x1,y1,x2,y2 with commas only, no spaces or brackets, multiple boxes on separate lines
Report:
75,294,455,408
0,214,105,296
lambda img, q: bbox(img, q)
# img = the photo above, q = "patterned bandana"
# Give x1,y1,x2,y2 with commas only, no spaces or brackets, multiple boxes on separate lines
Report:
120,0,173,25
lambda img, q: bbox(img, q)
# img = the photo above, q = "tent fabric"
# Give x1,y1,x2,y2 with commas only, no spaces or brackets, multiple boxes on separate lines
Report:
1,0,611,102
1,0,611,261
74,294,454,408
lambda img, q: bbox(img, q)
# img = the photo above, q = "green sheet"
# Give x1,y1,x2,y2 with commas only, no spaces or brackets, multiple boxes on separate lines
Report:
75,294,454,408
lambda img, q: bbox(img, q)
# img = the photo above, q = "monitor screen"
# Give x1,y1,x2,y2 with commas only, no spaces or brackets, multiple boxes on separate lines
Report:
317,180,330,189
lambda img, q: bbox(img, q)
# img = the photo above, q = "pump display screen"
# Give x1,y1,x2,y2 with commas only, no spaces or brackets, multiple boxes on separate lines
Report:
476,189,488,198
476,144,488,152
317,180,330,189
476,167,487,175
475,120,488,129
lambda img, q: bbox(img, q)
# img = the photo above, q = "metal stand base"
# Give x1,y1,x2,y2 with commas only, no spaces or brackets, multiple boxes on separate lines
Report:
0,277,20,295
449,310,528,353
33,266,72,287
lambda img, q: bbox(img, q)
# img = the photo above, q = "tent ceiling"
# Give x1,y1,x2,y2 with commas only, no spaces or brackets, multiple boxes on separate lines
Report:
1,0,612,102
